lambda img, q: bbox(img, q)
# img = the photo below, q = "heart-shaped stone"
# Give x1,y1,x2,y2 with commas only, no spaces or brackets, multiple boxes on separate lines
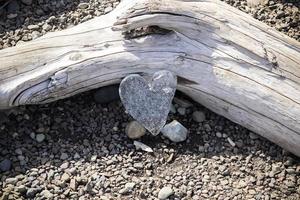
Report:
119,70,177,135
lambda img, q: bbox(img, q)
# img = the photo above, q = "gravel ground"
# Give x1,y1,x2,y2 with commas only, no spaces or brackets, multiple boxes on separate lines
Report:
0,91,300,200
0,0,300,200
221,0,299,41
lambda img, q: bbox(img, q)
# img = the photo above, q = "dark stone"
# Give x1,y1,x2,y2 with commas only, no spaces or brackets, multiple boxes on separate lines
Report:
94,85,120,104
0,159,12,172
7,0,19,14
119,70,177,135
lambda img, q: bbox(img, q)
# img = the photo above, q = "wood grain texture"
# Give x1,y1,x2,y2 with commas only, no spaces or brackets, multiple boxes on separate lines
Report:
0,0,300,156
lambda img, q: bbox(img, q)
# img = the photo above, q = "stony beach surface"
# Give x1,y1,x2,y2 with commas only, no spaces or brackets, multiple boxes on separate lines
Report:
0,0,299,199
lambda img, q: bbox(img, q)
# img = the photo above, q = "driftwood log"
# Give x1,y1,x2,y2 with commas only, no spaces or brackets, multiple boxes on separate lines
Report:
0,0,300,156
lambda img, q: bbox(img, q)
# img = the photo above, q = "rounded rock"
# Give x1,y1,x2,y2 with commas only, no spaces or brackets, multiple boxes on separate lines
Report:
161,120,187,143
36,134,45,143
192,111,206,123
125,121,146,139
0,159,12,172
158,186,174,200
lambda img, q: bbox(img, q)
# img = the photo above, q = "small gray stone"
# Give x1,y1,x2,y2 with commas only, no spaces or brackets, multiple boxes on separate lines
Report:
41,190,53,199
30,132,36,140
42,23,52,32
192,111,206,123
216,132,222,138
227,137,236,147
7,13,18,19
119,70,177,135
249,132,259,140
16,185,27,194
125,121,146,139
90,155,97,162
78,3,89,9
7,0,20,14
6,177,18,185
15,148,22,155
177,107,186,115
119,182,135,194
104,7,113,14
60,162,69,169
133,162,144,169
161,120,187,142
74,153,80,159
61,173,70,182
133,141,153,152
158,186,174,200
60,153,68,160
0,159,12,172
26,188,41,198
21,0,32,5
70,179,77,190
27,25,40,30
36,134,45,143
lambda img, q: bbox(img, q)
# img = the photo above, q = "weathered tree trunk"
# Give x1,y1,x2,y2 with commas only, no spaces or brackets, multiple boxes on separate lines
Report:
1,0,300,156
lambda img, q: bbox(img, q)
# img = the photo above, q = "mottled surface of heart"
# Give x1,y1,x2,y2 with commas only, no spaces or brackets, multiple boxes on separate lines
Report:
119,70,177,135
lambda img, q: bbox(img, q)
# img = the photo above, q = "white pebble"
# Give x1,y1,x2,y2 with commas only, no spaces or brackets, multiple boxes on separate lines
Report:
227,137,236,147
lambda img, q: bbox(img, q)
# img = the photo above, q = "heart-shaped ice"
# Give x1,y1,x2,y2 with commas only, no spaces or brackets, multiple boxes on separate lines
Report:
119,70,177,135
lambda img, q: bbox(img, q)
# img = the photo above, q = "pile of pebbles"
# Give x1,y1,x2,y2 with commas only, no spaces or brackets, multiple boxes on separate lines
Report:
221,0,299,41
0,0,120,49
0,91,299,199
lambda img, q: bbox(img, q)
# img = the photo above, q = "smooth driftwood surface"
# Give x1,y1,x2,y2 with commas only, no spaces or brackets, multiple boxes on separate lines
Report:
1,0,300,156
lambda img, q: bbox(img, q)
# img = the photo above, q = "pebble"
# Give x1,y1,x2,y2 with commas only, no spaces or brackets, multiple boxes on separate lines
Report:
133,141,153,152
70,179,77,190
42,23,52,32
41,190,53,199
16,185,27,194
192,111,206,122
27,25,39,30
104,7,113,14
158,186,174,200
21,0,32,5
177,107,186,115
26,188,41,198
60,162,69,169
133,163,143,169
6,177,18,185
30,132,36,140
36,133,45,143
249,132,259,140
161,120,187,142
74,153,80,159
60,153,69,160
15,148,22,155
61,173,70,182
227,137,236,147
7,0,19,14
125,121,146,139
78,3,89,9
90,155,97,162
216,132,222,138
119,182,135,194
0,159,12,172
